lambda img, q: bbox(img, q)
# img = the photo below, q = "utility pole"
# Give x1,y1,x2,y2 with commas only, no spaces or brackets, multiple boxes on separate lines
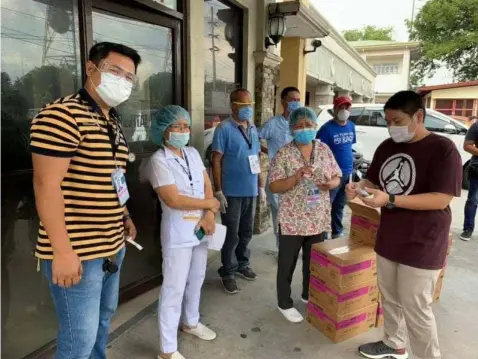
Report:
208,7,220,91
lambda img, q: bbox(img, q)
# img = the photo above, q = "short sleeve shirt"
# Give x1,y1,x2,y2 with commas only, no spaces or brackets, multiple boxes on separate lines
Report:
141,146,206,249
316,120,356,175
258,115,293,160
269,140,342,236
30,89,128,261
212,118,260,197
366,134,462,270
465,122,478,164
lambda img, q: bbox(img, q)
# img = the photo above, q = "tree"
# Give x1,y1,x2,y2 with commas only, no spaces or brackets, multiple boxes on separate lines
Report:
343,26,394,42
407,0,478,86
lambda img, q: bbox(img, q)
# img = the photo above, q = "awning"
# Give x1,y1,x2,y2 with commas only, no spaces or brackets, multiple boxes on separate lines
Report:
273,1,330,39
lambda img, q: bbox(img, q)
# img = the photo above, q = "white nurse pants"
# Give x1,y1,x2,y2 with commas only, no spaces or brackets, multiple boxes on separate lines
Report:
158,241,208,354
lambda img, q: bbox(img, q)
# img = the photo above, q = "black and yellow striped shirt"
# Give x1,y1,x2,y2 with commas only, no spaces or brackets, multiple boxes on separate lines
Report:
30,89,129,260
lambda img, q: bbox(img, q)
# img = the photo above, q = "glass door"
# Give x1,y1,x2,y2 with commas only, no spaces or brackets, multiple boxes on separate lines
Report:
90,1,182,289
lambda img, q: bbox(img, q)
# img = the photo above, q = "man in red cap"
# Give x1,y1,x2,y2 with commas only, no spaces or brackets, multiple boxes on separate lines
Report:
316,96,356,238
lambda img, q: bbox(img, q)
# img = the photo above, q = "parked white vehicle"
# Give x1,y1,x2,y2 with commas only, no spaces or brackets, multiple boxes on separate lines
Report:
316,103,472,188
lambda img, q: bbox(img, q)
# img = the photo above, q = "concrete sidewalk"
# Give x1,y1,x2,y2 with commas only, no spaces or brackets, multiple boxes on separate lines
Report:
106,198,478,359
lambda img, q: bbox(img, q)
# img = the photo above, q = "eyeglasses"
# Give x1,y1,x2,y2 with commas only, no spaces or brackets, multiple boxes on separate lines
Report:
169,124,191,132
99,62,137,84
232,102,255,107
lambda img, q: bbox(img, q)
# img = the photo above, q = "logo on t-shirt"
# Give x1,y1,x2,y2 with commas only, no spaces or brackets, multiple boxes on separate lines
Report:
379,153,416,195
333,132,354,145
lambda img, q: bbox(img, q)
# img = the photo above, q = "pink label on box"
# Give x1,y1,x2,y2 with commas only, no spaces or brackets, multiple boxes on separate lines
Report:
311,250,330,267
310,277,370,302
378,307,383,315
308,302,368,329
352,216,379,230
311,251,373,275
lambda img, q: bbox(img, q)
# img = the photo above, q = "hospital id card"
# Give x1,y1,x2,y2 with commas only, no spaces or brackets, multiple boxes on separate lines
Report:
248,155,261,174
112,168,130,206
183,210,202,221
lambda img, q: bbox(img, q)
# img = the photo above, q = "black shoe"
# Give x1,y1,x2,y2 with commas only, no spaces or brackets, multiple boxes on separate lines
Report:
358,341,408,359
221,278,238,294
460,230,473,241
236,267,257,281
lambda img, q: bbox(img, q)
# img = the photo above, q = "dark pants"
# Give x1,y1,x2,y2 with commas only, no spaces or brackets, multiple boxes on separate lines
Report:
329,176,348,237
219,196,256,279
464,176,478,232
277,232,325,309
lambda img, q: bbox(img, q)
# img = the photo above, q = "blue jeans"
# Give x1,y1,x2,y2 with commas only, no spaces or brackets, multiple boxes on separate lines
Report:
266,186,280,248
219,196,256,279
329,176,348,237
43,247,126,359
464,176,478,232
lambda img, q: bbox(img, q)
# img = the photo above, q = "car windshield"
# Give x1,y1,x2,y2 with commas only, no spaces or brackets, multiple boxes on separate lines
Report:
428,109,468,134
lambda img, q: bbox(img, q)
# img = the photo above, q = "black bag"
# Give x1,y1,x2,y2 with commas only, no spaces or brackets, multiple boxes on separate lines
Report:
469,162,478,179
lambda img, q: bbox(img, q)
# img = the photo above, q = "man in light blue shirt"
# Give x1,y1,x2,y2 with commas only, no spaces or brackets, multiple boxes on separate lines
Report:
212,88,266,294
259,86,300,248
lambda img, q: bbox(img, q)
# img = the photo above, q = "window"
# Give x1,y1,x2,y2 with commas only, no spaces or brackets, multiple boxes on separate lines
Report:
1,1,82,357
435,98,476,117
369,109,387,127
203,0,243,129
152,0,178,10
424,114,453,132
372,63,400,75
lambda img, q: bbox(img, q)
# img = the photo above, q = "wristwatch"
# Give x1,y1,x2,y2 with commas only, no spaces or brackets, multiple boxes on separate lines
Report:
385,194,396,209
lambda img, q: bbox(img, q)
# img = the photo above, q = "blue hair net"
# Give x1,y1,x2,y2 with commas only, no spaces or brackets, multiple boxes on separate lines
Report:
150,105,191,145
289,106,317,128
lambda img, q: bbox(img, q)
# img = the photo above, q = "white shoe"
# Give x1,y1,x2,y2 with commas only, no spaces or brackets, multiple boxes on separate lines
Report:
157,352,186,359
278,307,304,323
182,322,217,341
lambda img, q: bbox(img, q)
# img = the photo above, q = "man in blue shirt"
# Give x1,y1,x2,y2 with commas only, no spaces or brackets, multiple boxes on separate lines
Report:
212,88,266,294
258,86,299,248
316,96,356,238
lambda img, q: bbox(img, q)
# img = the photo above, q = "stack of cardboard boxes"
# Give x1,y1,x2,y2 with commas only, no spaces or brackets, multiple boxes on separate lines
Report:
307,198,452,340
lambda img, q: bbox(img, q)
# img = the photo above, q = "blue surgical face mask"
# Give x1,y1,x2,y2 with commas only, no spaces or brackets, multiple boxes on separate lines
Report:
237,106,253,121
167,132,190,149
287,101,301,113
293,129,316,145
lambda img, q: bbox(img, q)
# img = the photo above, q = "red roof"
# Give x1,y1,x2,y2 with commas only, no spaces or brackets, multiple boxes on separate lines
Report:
418,80,478,95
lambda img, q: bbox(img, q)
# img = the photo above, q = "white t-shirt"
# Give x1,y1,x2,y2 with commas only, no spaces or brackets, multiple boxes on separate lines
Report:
142,146,206,249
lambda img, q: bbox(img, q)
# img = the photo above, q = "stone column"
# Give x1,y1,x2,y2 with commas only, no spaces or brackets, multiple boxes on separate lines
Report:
315,84,335,106
352,94,364,103
253,50,282,235
336,90,351,98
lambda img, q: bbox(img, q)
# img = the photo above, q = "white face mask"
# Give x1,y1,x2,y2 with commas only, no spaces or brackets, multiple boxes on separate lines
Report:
388,125,415,143
95,72,133,107
337,109,350,122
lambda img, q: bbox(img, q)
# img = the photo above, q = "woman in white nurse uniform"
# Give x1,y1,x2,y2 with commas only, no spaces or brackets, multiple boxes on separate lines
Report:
142,105,220,359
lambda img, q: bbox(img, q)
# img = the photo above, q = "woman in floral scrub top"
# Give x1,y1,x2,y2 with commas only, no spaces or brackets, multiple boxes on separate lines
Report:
269,107,342,323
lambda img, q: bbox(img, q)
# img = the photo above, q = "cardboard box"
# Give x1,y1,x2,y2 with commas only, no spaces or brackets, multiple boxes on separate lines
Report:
433,268,446,302
310,238,377,291
376,296,384,327
309,276,379,316
307,301,377,343
348,198,381,246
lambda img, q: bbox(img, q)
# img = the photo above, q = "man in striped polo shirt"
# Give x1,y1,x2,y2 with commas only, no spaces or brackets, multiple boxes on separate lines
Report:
30,42,141,358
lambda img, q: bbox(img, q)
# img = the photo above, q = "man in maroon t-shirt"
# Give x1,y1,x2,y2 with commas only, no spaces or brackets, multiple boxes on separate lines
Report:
346,91,462,359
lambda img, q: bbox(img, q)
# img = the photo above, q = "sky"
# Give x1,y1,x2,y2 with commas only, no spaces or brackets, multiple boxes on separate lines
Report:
310,0,454,86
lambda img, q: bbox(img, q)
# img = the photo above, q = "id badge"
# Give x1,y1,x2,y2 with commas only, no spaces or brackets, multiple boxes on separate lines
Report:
306,187,320,208
112,168,130,206
183,210,202,221
248,154,261,174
